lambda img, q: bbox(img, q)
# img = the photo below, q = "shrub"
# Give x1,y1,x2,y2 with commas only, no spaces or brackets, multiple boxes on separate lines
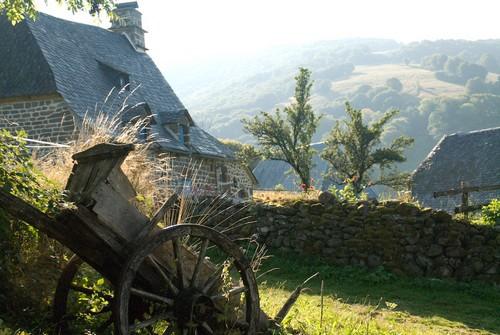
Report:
274,183,286,192
0,130,65,330
481,199,500,226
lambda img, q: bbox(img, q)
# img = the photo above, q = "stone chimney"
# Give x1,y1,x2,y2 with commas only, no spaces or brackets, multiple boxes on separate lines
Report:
110,1,147,52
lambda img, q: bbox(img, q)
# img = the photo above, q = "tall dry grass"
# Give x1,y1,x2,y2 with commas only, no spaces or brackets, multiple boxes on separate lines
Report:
32,90,261,248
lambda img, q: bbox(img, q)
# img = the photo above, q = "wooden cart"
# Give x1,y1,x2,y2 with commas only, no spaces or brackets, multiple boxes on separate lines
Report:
0,143,271,334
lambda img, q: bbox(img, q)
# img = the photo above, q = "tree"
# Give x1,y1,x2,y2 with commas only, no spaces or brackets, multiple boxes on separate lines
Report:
421,53,448,71
458,62,487,81
465,77,486,95
321,102,414,194
218,139,261,170
385,77,403,92
478,53,499,73
0,0,115,25
242,68,321,191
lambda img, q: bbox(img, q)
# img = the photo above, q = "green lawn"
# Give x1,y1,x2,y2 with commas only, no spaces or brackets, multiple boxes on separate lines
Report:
258,252,500,335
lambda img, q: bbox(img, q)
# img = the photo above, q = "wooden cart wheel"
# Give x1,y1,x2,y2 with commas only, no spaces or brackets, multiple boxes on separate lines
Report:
115,224,260,335
53,255,115,334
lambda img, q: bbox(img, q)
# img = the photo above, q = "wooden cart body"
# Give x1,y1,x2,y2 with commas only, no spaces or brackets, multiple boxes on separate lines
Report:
0,143,264,333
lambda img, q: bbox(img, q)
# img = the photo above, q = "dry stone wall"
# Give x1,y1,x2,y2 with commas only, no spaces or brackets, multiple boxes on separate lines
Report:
208,198,500,283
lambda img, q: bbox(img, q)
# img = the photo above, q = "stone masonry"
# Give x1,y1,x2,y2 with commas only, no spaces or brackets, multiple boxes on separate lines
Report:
0,96,75,143
157,154,254,199
206,198,500,283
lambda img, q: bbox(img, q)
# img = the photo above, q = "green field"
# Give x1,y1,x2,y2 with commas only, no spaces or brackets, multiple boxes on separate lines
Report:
258,252,500,335
331,64,466,98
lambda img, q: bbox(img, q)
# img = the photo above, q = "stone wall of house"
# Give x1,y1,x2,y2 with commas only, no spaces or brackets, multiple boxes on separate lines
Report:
158,154,253,199
0,96,75,143
207,198,500,283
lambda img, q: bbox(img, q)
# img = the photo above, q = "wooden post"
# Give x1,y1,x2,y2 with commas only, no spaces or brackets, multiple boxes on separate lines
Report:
460,181,469,219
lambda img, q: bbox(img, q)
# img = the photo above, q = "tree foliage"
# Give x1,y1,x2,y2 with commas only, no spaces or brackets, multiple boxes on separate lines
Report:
385,77,403,92
218,138,261,170
242,68,321,191
0,0,115,25
321,102,414,194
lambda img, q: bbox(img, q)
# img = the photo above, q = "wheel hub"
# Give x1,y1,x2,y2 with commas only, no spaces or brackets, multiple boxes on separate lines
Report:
173,288,216,327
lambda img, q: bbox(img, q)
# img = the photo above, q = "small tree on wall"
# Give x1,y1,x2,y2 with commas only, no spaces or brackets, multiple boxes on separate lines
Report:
321,102,414,194
242,68,321,192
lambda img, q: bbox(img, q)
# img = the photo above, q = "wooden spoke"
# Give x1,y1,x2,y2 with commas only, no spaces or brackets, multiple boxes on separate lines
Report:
190,238,209,288
202,265,223,294
172,238,185,289
129,312,175,331
148,255,179,295
202,259,233,294
131,287,174,306
211,286,247,300
117,225,260,335
201,322,214,335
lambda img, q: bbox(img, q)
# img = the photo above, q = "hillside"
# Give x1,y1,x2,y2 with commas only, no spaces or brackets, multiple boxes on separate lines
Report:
332,64,466,97
166,38,500,172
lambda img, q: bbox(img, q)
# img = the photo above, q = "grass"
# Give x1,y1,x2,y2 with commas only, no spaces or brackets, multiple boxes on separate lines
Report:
332,64,466,98
257,252,500,335
253,189,320,204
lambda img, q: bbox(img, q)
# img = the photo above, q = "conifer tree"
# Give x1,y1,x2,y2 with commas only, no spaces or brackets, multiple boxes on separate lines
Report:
321,102,414,194
243,68,321,191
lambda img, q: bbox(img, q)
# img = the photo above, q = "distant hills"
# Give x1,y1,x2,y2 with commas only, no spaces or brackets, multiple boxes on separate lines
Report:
165,38,500,172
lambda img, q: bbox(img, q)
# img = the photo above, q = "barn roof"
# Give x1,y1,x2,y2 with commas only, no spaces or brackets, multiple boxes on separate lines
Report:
411,127,500,194
0,12,233,159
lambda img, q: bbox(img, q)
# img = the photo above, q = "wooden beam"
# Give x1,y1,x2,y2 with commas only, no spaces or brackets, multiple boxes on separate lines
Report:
0,188,67,242
433,184,500,198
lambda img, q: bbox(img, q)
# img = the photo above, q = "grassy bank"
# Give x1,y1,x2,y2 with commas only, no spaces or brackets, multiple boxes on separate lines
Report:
258,252,500,335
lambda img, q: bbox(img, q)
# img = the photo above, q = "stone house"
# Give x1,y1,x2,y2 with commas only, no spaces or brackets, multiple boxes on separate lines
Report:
411,127,500,212
0,2,256,198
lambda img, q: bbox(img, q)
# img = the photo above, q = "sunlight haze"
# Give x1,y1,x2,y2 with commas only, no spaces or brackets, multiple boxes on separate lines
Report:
36,0,500,67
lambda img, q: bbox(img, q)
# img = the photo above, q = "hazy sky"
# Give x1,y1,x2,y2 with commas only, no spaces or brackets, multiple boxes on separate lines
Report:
36,0,500,67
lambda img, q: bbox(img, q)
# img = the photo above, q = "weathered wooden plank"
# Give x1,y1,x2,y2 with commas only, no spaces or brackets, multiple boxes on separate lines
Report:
65,143,134,205
71,143,134,163
91,181,149,241
107,166,136,202
0,188,68,243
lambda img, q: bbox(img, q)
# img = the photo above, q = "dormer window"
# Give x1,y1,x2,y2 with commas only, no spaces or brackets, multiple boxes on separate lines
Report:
97,60,131,91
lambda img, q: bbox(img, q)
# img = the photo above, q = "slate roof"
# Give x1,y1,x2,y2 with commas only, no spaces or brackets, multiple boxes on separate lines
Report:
411,127,500,210
0,12,233,159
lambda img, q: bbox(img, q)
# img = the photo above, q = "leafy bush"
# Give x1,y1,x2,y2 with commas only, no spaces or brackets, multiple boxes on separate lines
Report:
481,199,500,226
0,130,65,331
0,130,61,212
274,183,286,192
328,182,367,203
